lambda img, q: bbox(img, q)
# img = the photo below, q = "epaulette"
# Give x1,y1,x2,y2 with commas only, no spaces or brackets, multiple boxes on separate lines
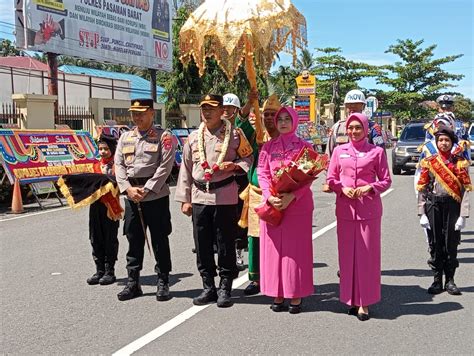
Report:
235,127,253,157
456,158,470,170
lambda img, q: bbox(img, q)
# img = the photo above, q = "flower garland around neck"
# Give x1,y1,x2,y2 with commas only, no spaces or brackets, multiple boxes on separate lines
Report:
198,118,232,186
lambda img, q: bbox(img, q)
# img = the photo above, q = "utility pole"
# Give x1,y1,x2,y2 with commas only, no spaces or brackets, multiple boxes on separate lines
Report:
47,52,58,122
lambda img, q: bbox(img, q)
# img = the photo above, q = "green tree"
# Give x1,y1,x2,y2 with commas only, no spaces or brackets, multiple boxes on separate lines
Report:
376,39,464,121
268,65,297,103
312,47,379,121
453,95,473,121
295,48,315,72
159,6,203,112
1,39,21,57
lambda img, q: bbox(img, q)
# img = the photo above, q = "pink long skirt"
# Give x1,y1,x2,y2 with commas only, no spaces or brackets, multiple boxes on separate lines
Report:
260,213,314,299
337,218,381,306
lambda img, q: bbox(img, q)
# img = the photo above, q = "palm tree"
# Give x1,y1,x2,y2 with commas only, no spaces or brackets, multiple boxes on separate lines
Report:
295,48,314,72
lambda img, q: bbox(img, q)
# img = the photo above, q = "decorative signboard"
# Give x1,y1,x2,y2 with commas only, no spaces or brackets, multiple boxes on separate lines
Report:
295,71,316,121
0,129,98,184
16,0,173,71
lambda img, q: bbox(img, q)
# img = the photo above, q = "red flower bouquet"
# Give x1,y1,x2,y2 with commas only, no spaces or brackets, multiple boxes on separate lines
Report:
255,146,328,226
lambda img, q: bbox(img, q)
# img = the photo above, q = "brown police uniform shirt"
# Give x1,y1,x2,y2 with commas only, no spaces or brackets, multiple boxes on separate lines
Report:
326,119,348,157
115,126,176,202
174,123,253,205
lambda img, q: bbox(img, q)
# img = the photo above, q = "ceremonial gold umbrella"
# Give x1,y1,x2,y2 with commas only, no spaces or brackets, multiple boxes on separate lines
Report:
179,0,307,144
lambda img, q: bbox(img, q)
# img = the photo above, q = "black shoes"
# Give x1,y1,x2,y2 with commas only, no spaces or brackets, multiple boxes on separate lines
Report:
217,289,233,308
193,276,218,306
270,301,286,312
99,263,116,285
244,281,260,296
357,312,370,321
428,280,444,294
270,299,302,313
193,288,218,305
117,271,143,301
157,273,172,301
87,261,105,285
289,301,302,314
348,307,358,316
216,278,233,308
348,306,370,321
445,279,462,295
87,271,104,285
428,271,444,294
117,281,143,301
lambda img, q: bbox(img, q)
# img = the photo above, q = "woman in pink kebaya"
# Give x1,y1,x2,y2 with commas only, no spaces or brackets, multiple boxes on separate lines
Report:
326,112,392,321
257,106,314,314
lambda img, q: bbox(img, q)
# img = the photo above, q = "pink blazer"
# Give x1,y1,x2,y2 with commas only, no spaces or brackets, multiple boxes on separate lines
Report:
326,142,391,220
258,135,314,214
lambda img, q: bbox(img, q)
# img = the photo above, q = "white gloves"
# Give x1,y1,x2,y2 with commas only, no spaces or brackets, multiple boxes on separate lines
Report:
455,217,466,231
420,214,431,229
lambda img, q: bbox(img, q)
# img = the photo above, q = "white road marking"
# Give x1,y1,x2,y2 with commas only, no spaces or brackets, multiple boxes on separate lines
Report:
113,188,395,355
0,187,178,223
0,206,70,222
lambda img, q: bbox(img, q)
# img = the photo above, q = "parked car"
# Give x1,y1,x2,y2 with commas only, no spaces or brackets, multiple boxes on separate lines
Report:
391,122,426,175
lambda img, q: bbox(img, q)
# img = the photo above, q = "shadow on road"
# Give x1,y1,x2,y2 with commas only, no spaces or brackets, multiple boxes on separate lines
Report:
313,262,328,268
381,269,433,277
234,282,468,320
457,248,474,254
116,272,194,287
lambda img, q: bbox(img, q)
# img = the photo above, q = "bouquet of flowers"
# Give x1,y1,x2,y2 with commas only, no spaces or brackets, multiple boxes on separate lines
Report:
255,146,328,226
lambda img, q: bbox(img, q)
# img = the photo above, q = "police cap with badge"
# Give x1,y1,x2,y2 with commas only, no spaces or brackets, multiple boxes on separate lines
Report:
200,94,223,107
436,94,454,108
129,98,154,112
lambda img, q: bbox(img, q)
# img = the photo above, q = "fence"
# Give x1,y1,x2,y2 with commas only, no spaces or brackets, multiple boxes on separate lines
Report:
56,106,94,132
0,103,21,127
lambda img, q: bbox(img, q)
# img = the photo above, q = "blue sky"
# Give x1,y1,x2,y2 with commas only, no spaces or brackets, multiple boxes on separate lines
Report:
1,0,472,98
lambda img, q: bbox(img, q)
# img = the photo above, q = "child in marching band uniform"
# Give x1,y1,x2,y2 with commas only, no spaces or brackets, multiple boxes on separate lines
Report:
87,135,121,286
417,125,471,295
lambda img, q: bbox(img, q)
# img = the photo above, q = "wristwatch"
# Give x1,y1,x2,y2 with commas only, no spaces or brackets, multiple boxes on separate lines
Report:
143,187,150,194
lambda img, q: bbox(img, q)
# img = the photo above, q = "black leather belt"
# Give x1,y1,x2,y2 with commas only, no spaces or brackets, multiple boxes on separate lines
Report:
129,176,152,186
194,176,235,192
427,194,455,203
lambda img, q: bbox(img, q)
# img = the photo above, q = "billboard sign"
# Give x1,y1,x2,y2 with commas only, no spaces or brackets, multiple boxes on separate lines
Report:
0,129,98,184
16,0,173,71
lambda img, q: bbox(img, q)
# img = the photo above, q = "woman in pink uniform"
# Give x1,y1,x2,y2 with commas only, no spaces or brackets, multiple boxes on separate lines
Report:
326,112,391,321
257,106,314,314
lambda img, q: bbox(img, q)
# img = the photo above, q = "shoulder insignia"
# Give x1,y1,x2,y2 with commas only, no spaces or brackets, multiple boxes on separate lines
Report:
236,128,253,157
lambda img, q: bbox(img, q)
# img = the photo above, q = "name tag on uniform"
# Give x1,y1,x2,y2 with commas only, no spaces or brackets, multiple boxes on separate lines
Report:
340,153,351,158
144,143,159,152
122,145,135,154
336,136,349,144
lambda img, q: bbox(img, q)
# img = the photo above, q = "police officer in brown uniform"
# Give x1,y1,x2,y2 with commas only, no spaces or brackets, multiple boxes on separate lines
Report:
175,94,254,307
115,98,176,301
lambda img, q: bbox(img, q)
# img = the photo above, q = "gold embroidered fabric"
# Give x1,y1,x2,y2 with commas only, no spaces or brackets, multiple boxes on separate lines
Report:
179,0,307,79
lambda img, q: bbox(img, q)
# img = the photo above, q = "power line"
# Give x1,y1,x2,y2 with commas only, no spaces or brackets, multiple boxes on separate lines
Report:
0,66,168,96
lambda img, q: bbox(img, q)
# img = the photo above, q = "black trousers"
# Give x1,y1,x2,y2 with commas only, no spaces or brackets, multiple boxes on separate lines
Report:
123,196,172,274
89,201,119,264
235,174,249,250
425,195,461,272
192,204,238,279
